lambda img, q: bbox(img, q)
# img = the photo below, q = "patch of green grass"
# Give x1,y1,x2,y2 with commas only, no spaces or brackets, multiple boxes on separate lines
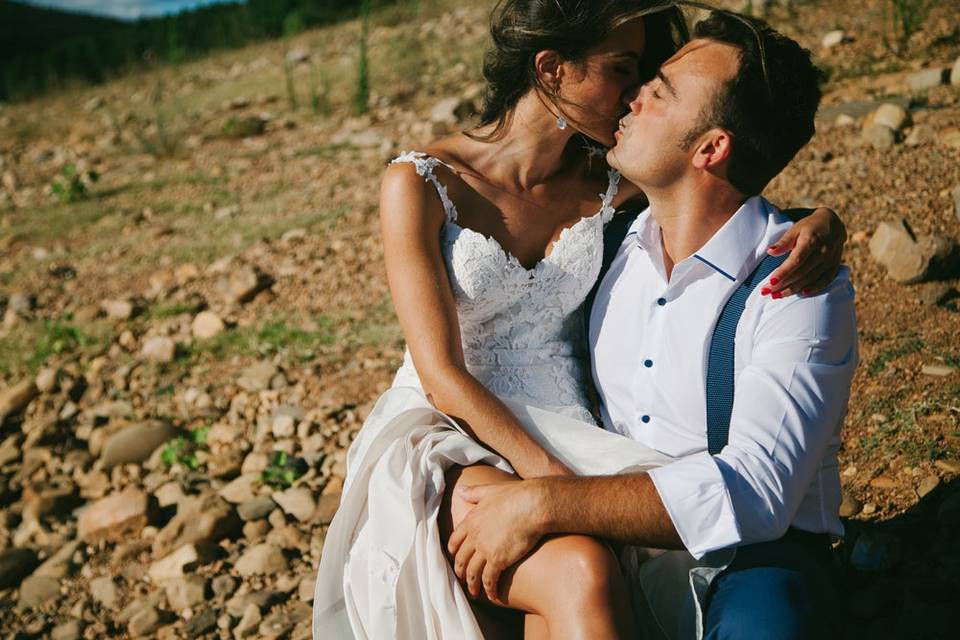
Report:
184,317,336,364
0,319,114,377
260,450,308,489
160,425,210,471
868,335,925,377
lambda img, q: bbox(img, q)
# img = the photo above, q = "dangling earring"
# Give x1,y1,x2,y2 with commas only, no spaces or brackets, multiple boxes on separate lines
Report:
556,115,567,130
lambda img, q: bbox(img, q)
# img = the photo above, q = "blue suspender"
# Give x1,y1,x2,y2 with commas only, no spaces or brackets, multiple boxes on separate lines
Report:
705,253,788,455
589,212,787,456
583,210,640,326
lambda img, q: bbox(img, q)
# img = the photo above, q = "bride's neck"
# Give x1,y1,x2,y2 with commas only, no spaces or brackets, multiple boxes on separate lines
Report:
471,92,576,190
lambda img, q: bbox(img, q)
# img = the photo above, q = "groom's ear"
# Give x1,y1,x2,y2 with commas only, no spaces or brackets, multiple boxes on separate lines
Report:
691,129,733,172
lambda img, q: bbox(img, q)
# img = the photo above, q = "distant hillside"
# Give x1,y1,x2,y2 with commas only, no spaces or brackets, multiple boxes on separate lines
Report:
0,0,393,102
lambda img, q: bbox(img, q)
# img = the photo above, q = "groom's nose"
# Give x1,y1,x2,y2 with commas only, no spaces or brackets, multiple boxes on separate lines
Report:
621,84,642,109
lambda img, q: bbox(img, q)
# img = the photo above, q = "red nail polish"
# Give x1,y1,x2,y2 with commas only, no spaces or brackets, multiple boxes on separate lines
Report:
772,291,783,299
769,277,779,286
761,288,771,296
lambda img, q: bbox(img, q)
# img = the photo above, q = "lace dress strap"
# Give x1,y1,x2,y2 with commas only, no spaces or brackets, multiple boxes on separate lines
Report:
598,169,621,225
390,151,460,223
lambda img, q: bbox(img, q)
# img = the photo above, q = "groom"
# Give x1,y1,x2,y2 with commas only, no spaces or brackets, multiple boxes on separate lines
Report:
449,11,857,639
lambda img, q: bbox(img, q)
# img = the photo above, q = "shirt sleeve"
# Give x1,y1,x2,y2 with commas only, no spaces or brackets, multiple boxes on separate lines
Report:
647,272,858,559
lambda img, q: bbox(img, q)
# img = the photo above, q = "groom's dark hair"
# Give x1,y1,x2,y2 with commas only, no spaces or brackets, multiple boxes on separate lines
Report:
682,11,823,196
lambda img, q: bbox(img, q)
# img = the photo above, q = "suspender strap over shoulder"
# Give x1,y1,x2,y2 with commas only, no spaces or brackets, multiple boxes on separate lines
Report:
583,210,640,324
705,252,788,455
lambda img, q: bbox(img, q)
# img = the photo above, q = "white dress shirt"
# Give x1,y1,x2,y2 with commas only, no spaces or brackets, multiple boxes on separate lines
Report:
589,196,858,559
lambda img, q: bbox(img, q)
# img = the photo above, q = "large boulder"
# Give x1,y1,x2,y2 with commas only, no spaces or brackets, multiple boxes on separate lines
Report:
100,421,178,469
869,219,958,284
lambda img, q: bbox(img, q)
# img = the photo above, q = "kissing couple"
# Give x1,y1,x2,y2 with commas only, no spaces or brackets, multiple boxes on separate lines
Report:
315,2,857,639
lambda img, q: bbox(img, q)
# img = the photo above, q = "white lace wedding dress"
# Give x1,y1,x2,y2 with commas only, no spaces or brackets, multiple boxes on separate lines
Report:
312,152,711,640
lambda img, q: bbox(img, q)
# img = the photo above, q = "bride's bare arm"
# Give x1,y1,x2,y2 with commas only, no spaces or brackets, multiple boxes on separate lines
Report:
379,163,571,479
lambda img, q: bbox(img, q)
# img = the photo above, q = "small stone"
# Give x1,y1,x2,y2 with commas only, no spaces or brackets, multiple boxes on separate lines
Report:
234,543,288,576
243,519,269,541
272,487,315,522
238,361,278,392
152,493,241,559
35,367,59,393
835,113,856,127
222,115,266,139
906,68,945,92
862,502,878,516
89,575,120,610
904,124,931,147
226,590,281,618
862,123,896,149
0,378,38,425
839,493,863,517
192,311,225,339
218,473,260,504
148,543,223,582
870,103,910,132
821,30,845,49
298,575,315,602
164,575,208,611
238,496,275,521
128,605,163,637
102,299,135,320
217,265,269,303
922,365,955,377
917,475,940,498
259,604,310,638
211,574,237,599
916,283,958,307
934,458,960,475
234,602,262,638
19,574,60,608
51,620,82,640
286,47,311,65
141,336,177,362
314,492,340,525
952,56,960,86
869,476,897,490
0,548,39,589
101,421,178,469
185,608,218,635
850,531,901,572
78,487,152,542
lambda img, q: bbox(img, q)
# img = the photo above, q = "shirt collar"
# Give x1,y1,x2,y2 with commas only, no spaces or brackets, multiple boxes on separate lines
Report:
630,196,773,283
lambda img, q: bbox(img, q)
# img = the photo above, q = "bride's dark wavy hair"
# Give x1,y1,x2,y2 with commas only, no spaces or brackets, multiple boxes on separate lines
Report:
470,0,690,141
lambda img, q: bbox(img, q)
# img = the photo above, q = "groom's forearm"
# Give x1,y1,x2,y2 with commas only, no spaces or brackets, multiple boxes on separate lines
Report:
535,474,684,549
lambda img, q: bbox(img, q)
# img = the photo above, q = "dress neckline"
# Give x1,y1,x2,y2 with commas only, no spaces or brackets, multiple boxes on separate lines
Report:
392,151,620,274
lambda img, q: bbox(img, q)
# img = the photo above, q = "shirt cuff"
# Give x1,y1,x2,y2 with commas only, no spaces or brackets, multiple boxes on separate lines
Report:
647,452,742,559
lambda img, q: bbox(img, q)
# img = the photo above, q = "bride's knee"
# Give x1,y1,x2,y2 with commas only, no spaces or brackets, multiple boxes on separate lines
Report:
544,535,624,603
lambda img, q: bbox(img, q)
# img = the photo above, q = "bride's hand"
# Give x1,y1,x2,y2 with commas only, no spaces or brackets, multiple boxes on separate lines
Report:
766,206,846,297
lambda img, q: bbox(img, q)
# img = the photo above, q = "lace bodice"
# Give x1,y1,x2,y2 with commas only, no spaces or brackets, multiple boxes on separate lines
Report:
389,151,619,421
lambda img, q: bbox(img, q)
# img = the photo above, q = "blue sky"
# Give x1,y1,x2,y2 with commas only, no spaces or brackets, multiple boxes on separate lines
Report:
19,0,240,20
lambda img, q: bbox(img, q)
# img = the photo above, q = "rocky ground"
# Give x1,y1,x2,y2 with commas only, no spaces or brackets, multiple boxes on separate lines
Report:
0,0,959,638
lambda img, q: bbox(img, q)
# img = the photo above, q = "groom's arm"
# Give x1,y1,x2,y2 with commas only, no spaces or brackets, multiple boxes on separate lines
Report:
534,473,684,550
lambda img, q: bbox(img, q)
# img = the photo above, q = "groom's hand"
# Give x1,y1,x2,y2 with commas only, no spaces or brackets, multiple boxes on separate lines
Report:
447,480,548,604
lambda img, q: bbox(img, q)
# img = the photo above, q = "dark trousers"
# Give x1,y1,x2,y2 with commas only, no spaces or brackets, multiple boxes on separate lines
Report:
703,528,840,640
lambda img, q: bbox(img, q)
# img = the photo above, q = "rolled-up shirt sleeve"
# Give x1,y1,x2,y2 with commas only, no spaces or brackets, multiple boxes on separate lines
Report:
647,276,858,559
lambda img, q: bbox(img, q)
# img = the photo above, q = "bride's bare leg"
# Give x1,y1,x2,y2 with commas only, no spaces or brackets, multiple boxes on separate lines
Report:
439,464,637,640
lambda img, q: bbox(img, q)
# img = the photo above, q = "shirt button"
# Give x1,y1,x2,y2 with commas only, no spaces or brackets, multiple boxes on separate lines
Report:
657,297,667,306
641,415,651,424
643,359,653,368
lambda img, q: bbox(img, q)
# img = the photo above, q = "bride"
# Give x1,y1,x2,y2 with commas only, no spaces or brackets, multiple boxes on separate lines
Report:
313,1,846,638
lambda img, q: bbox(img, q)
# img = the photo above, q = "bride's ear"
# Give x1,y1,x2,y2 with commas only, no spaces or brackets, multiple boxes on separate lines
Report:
534,50,564,87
